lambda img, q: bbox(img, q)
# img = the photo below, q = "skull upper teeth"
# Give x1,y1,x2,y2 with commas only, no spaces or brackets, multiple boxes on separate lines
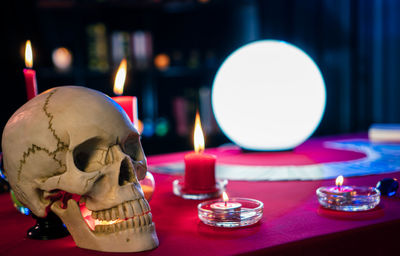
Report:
85,199,152,233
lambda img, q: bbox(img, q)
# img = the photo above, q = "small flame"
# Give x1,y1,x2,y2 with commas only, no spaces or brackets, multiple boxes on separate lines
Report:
113,58,127,95
193,111,205,153
25,40,33,68
335,175,344,187
222,191,229,202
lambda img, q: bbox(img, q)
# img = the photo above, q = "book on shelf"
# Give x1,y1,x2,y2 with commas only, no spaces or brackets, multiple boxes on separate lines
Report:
86,23,110,72
132,31,153,70
173,97,190,137
368,123,400,142
199,87,218,135
111,31,132,69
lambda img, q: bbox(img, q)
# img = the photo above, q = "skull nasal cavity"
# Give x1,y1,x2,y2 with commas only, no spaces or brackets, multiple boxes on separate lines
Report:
119,157,134,186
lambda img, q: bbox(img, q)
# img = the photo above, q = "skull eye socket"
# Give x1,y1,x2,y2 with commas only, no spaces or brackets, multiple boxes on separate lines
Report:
122,133,140,160
123,141,138,159
73,137,107,172
74,151,90,171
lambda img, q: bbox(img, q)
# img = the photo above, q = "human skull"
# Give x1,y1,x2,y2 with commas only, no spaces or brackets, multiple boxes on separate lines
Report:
2,86,158,252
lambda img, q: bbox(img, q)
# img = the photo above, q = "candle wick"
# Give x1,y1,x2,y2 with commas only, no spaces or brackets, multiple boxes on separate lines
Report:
338,185,341,192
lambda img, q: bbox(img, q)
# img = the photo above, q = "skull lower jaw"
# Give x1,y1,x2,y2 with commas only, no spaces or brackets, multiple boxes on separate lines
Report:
51,199,159,252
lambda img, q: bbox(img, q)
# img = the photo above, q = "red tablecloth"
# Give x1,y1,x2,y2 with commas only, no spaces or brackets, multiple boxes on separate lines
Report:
1,135,400,256
147,134,368,167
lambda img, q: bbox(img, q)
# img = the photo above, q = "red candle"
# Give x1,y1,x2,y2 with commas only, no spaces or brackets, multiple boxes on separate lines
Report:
112,96,139,128
184,112,217,193
112,58,139,130
184,152,216,192
23,40,38,100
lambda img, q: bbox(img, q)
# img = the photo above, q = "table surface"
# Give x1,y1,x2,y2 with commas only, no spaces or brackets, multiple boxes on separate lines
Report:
1,134,400,256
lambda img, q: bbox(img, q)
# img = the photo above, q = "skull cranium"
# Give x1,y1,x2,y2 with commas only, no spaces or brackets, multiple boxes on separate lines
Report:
2,86,159,252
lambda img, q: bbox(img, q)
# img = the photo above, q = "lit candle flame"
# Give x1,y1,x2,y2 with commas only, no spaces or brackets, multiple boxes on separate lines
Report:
336,175,344,187
113,58,127,95
25,40,33,68
222,191,229,207
193,111,205,153
222,191,229,202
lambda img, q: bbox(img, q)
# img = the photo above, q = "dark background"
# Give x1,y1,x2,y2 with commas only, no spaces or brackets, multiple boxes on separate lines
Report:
1,0,400,155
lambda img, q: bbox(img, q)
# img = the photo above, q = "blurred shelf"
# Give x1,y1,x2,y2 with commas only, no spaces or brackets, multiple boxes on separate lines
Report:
37,0,223,13
142,132,228,155
38,65,218,79
31,0,231,154
156,66,218,78
38,67,85,78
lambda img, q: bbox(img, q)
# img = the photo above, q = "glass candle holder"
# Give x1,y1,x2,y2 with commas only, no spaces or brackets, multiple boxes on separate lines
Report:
173,179,227,200
316,186,380,211
140,171,155,202
198,197,263,228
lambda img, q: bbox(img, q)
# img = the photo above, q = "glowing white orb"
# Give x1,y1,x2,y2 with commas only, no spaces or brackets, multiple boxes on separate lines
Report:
212,40,326,151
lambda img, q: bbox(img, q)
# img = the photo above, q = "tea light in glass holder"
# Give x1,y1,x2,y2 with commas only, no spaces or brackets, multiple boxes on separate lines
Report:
198,192,263,228
316,175,380,211
210,192,242,220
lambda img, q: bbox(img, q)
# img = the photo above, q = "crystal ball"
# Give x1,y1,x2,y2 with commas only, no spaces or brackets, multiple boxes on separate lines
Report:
376,178,399,197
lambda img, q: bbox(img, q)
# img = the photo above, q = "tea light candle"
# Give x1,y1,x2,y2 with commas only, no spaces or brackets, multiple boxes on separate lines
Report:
198,196,264,228
316,175,380,211
318,175,354,205
210,192,241,220
326,175,354,195
210,192,242,211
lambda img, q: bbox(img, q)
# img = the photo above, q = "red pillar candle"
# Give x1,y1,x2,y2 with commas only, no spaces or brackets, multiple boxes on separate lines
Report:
23,40,38,100
112,96,139,129
184,152,216,192
23,69,38,100
183,112,217,193
112,58,139,130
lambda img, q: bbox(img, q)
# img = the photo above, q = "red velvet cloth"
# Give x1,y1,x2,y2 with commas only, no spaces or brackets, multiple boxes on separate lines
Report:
1,134,400,256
